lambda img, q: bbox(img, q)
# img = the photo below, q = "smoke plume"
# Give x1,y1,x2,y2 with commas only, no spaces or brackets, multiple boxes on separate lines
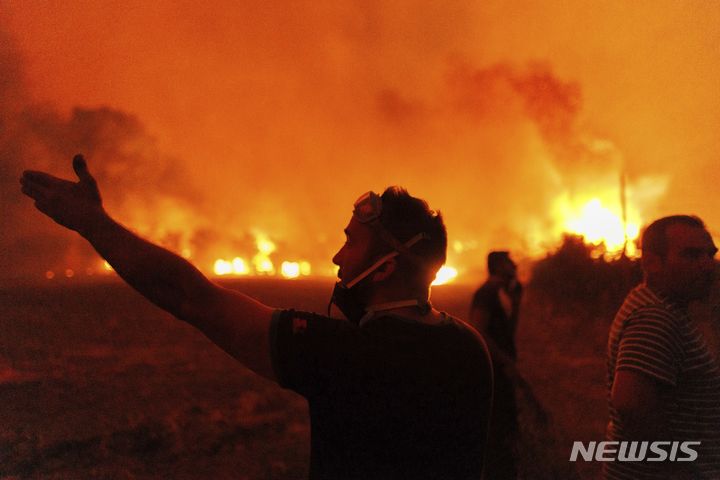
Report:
3,1,718,283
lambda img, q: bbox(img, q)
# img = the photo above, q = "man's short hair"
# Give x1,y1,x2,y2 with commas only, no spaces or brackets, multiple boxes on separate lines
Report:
641,215,706,257
487,251,511,275
376,186,447,287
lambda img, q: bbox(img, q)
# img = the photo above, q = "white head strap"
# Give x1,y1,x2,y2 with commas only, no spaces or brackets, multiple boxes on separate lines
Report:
343,232,427,288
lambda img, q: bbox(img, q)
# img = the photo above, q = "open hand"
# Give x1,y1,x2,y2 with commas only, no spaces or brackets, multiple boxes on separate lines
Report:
20,154,106,235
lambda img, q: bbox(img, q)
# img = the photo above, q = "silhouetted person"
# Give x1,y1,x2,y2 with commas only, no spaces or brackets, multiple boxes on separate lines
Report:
471,251,522,360
606,215,719,479
470,251,522,479
20,155,493,480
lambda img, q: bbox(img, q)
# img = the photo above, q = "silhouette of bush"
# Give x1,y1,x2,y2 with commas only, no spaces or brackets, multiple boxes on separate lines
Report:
529,234,642,314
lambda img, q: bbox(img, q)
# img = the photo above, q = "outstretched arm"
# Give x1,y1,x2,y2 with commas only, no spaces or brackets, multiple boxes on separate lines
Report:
20,155,275,380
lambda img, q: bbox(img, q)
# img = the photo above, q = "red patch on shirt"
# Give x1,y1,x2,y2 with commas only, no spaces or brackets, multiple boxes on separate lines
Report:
292,317,308,334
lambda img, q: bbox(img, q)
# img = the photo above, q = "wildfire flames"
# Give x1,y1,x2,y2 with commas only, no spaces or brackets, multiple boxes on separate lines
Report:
208,231,459,284
547,174,668,258
41,185,652,285
39,177,657,286
212,234,314,279
432,266,459,286
6,2,717,287
565,198,640,256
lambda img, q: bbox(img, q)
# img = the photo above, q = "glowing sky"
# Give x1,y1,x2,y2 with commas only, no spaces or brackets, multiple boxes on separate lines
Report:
2,1,719,282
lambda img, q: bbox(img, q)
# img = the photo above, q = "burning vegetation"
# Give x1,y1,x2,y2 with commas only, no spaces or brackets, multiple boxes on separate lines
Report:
2,2,717,286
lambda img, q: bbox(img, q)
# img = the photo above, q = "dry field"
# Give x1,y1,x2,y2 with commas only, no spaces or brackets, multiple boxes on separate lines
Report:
0,278,615,479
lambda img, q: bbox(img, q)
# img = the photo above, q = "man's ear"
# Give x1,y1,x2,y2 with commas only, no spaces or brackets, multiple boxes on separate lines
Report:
372,258,397,282
642,251,662,275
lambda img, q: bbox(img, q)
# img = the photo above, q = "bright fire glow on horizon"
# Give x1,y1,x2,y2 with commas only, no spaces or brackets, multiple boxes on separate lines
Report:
553,193,643,258
5,2,720,285
213,258,312,279
563,198,640,256
232,257,250,275
47,206,651,282
432,266,459,286
281,262,300,278
42,180,662,282
214,258,250,276
252,234,276,275
212,233,314,278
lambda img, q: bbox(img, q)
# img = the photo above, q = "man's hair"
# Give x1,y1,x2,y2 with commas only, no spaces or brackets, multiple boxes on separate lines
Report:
487,251,510,275
375,186,447,288
641,215,706,257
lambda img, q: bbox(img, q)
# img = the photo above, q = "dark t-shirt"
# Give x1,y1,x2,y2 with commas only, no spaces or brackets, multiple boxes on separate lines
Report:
471,282,516,359
270,309,493,480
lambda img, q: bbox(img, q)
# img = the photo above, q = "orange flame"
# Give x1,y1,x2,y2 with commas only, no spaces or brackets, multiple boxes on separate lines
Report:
558,197,640,257
432,265,458,286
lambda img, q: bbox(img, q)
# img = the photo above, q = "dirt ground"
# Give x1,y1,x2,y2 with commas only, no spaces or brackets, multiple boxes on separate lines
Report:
0,278,613,479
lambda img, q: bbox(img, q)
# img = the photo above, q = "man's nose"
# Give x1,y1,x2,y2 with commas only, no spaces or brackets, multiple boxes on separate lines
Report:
332,248,342,266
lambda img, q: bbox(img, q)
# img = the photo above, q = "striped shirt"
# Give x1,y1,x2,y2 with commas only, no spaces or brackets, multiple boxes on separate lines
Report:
606,284,720,479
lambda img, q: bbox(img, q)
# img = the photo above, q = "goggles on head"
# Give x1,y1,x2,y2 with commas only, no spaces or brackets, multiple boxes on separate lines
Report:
349,191,429,278
353,191,383,224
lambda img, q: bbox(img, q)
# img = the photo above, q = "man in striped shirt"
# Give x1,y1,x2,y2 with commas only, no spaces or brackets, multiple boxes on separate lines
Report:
606,215,719,479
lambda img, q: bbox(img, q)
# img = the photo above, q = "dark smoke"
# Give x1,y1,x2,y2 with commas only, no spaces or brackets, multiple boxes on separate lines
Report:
1,15,668,284
0,33,202,281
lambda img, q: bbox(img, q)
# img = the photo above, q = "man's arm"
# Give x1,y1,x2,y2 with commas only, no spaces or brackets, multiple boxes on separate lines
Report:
611,369,670,438
469,285,496,334
611,306,682,439
20,155,275,380
507,280,522,335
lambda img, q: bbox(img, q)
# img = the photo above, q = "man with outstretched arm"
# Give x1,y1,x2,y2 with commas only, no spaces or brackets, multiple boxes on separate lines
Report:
21,155,493,480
